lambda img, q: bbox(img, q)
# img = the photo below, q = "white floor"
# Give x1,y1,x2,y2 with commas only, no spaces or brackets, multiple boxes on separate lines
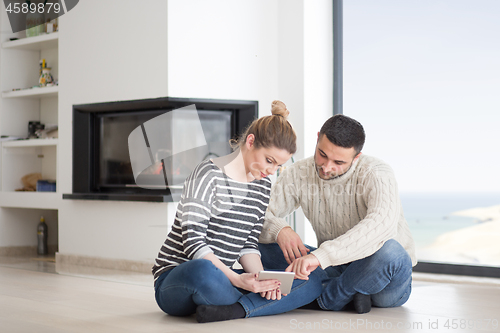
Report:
1,256,500,333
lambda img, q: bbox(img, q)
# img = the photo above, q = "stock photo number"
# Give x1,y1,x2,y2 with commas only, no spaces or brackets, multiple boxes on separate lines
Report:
5,1,61,14
2,0,79,33
443,319,498,330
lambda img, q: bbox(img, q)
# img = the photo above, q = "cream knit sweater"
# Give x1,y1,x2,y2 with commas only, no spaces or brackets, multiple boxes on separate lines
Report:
259,154,417,269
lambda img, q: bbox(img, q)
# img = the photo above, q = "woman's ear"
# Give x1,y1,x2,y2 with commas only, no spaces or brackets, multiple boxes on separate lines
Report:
246,134,255,149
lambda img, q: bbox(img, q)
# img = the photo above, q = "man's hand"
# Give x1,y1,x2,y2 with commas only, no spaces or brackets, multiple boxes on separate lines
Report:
277,226,310,264
285,254,320,280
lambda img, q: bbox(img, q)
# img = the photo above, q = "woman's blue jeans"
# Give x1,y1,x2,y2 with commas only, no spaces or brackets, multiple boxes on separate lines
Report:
259,239,413,311
154,259,323,318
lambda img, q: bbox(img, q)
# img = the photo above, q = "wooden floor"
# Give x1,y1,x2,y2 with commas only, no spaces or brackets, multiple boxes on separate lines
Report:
1,257,500,333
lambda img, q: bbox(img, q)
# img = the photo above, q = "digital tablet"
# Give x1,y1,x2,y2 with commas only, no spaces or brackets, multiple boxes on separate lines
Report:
257,271,295,295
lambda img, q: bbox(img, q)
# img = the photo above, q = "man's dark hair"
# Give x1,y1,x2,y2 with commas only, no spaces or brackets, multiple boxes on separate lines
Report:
319,114,365,155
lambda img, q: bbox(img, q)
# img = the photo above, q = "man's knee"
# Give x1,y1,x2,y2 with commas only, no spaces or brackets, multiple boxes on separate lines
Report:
372,280,412,308
373,239,412,268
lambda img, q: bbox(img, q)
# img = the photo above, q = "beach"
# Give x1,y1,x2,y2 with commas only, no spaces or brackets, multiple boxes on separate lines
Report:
418,204,500,266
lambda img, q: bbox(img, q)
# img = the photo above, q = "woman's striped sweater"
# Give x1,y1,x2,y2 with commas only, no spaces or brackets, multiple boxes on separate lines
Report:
152,160,272,282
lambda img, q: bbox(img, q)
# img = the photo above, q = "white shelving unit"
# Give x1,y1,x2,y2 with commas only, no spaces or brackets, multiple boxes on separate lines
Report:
2,138,58,148
2,86,58,99
0,191,60,210
0,32,60,209
2,32,59,51
1,139,58,196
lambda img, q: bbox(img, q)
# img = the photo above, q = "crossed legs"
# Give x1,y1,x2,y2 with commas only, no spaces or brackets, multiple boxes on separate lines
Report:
259,239,413,311
154,258,323,320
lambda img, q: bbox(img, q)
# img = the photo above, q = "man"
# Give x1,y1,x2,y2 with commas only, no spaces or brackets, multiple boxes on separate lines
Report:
259,114,416,314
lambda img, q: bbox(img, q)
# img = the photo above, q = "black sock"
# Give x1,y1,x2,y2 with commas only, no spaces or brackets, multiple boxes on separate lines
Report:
352,293,371,314
299,299,322,310
196,303,246,323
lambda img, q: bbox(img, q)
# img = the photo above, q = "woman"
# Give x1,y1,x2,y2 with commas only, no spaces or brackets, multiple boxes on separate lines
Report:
152,101,322,323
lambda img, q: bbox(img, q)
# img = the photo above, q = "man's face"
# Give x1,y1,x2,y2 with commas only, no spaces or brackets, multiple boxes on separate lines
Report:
313,133,361,180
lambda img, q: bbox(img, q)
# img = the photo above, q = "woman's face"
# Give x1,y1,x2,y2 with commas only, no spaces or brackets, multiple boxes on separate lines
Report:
245,135,292,180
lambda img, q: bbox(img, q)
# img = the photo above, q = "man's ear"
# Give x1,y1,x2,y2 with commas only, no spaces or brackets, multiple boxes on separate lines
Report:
354,152,362,161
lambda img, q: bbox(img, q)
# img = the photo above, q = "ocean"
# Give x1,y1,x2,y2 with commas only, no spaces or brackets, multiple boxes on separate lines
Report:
400,192,500,248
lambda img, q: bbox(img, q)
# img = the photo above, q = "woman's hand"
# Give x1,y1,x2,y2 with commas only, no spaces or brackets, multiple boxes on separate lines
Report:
232,272,280,294
260,287,287,300
202,253,280,295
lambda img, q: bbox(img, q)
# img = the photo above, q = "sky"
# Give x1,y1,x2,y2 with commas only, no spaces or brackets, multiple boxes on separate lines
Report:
343,0,500,193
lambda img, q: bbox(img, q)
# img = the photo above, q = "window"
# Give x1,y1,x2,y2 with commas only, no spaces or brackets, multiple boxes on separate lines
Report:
344,0,500,275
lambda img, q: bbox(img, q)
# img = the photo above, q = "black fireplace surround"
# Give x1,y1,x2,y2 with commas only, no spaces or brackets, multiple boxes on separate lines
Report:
63,97,258,202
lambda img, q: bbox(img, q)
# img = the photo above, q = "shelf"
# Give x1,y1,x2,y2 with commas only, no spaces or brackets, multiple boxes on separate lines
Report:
2,86,58,99
2,138,58,148
0,191,60,209
63,192,178,203
2,32,59,51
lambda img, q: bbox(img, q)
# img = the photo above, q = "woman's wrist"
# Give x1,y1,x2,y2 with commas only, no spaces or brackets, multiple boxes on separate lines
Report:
239,253,264,274
228,271,243,288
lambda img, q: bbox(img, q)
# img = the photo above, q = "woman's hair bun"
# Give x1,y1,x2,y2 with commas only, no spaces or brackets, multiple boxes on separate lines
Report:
232,99,296,154
271,100,289,119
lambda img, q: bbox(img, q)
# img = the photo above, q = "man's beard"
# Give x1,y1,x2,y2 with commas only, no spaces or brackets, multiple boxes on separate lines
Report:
315,162,337,180
314,158,354,180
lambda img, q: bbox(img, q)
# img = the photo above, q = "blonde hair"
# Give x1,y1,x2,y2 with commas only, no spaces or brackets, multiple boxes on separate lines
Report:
233,100,297,154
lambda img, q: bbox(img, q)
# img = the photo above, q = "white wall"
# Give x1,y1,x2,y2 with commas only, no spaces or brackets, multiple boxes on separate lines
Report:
304,0,333,158
55,0,332,262
58,0,171,262
303,0,333,246
275,0,333,246
277,0,305,159
167,0,279,108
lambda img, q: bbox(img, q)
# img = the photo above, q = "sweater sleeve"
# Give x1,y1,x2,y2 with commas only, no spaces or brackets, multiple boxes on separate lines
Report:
312,165,401,268
239,216,264,258
259,165,301,243
179,165,216,260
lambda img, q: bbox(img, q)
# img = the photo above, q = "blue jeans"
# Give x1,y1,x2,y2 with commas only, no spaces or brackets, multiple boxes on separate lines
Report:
259,239,413,311
154,259,323,318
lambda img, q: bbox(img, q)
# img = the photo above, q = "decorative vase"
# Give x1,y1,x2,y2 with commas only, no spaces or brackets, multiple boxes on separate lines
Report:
39,68,54,87
26,12,45,37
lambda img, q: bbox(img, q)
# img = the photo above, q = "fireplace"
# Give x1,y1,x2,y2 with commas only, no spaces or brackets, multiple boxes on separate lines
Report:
63,97,258,202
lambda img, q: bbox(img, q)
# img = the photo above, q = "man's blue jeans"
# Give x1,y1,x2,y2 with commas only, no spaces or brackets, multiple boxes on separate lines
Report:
259,239,413,311
154,259,323,318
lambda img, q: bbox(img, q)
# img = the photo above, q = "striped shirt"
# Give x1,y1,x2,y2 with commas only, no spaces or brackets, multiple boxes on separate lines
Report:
152,159,272,282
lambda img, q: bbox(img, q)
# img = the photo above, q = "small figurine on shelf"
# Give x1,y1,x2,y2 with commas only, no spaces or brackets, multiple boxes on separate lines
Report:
39,68,54,87
39,59,54,87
